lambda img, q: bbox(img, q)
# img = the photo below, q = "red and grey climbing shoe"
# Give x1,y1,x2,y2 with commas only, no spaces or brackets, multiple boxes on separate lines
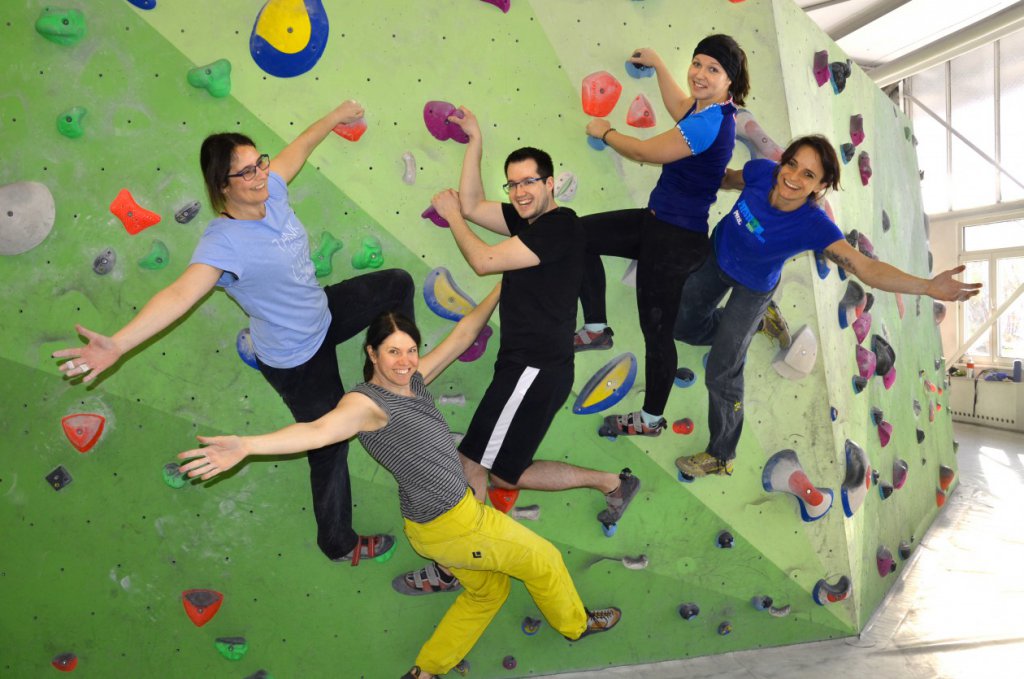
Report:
601,411,665,437
332,534,396,566
573,326,614,352
391,561,462,595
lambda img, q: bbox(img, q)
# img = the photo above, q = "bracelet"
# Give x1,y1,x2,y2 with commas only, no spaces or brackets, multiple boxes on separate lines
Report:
601,128,616,144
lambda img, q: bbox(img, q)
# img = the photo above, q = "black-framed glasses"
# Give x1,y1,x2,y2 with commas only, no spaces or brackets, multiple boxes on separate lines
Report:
226,154,270,182
502,176,549,194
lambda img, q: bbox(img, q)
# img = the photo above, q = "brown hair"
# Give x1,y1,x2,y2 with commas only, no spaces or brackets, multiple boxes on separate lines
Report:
362,312,422,382
776,135,842,203
199,132,256,214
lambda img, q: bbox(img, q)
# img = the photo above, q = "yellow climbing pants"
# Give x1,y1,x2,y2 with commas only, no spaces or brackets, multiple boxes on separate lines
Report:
404,489,588,675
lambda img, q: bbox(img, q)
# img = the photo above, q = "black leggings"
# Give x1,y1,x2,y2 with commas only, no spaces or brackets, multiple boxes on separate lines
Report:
579,208,708,416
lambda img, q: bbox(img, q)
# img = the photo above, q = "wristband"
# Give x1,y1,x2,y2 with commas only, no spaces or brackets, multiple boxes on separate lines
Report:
601,128,616,144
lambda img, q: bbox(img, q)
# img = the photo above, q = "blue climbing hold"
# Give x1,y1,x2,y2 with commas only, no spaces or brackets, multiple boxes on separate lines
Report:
236,328,259,370
587,135,607,151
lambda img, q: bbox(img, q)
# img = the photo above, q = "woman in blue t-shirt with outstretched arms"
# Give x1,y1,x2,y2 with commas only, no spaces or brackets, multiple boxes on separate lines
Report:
673,134,981,479
577,35,749,439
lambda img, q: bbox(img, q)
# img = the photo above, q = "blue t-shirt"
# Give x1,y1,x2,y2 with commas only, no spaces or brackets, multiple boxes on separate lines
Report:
190,171,329,368
713,159,845,292
647,100,737,232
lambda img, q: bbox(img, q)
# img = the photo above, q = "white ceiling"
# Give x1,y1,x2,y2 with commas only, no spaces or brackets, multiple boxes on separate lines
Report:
796,0,1024,70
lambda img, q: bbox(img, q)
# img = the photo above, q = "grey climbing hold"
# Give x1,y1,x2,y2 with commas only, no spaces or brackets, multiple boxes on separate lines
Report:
174,201,201,224
0,181,56,255
93,247,116,275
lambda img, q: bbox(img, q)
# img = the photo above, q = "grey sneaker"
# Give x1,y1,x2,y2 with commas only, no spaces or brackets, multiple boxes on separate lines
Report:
574,326,614,351
597,468,640,525
758,300,792,349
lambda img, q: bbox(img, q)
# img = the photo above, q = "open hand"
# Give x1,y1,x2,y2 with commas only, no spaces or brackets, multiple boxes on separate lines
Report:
52,324,122,384
927,265,983,302
178,435,249,481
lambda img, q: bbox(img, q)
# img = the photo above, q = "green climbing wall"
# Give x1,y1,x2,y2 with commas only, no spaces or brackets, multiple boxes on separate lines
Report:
0,0,957,677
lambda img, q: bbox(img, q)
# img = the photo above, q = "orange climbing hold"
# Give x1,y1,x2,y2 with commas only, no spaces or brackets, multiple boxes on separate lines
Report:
333,118,367,142
626,94,656,128
182,589,224,627
61,413,105,453
487,486,519,514
581,71,622,117
109,189,161,235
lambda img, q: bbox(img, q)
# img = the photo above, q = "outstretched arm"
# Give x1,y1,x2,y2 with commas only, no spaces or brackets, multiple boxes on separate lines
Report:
824,239,983,301
586,119,693,165
271,99,365,184
432,190,539,275
52,263,222,383
177,392,383,481
419,283,501,384
449,106,509,236
630,48,694,121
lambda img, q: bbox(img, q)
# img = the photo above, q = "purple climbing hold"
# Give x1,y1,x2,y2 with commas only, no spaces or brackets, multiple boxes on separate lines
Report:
502,655,517,670
423,101,468,143
480,0,510,11
850,114,865,146
678,602,700,619
813,50,829,86
877,420,893,447
892,458,909,489
858,151,872,186
421,204,449,228
876,546,896,576
458,326,492,363
852,312,871,344
856,345,876,380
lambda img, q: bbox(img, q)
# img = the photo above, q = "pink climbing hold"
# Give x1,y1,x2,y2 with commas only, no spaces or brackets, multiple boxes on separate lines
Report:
626,94,656,128
581,71,622,117
423,101,468,143
877,420,893,447
855,345,876,380
813,50,829,86
333,117,367,142
110,189,161,235
858,151,872,186
850,114,865,146
852,312,871,344
421,205,449,228
480,0,510,11
882,366,897,390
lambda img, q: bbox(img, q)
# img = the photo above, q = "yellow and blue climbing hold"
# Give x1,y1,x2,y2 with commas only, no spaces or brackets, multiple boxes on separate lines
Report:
250,0,329,78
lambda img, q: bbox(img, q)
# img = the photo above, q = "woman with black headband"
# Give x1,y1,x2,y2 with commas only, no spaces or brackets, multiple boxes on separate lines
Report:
577,34,750,438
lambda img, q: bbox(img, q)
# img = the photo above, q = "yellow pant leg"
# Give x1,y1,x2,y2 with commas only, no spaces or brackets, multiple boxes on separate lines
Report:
405,490,587,675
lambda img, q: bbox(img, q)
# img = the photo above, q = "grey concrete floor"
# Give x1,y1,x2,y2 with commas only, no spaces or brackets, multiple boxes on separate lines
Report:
544,422,1024,679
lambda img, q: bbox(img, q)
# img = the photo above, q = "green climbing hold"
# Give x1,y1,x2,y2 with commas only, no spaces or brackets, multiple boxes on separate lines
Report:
187,59,232,98
351,236,384,270
36,7,86,46
139,239,170,270
162,462,187,489
214,636,249,661
311,231,343,278
57,106,87,139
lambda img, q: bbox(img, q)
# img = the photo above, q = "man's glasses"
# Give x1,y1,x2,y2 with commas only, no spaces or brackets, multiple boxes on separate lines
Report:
226,153,270,182
502,176,549,194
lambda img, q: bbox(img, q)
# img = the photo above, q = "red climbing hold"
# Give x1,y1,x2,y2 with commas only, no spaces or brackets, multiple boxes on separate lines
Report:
626,94,656,128
182,589,224,627
61,413,105,453
333,118,367,142
487,485,519,514
581,71,622,117
52,652,78,672
109,189,161,235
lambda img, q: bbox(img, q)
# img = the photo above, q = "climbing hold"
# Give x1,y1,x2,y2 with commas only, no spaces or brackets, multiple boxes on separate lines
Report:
438,394,466,407
351,235,383,269
936,488,947,507
840,142,855,164
812,575,851,605
110,189,161,235
850,114,865,146
812,50,829,86
626,94,656,128
892,458,908,489
870,407,884,427
508,504,540,521
830,406,838,421
877,481,894,500
716,530,734,549
751,595,773,611
236,328,259,370
187,59,232,98
933,301,946,325
899,539,913,560
423,267,476,321
769,604,791,617
852,312,871,344
421,205,449,228
126,0,157,8
717,621,733,636
581,71,622,117
672,418,694,435
51,652,78,672
182,589,223,627
35,7,86,46
502,655,517,670
877,420,893,447
572,352,637,415
852,375,868,394
163,462,188,489
882,209,891,233
625,60,653,79
452,660,471,676
138,239,170,270
735,108,784,161
620,554,649,570
677,603,700,620
249,0,330,78
554,171,578,201
674,367,696,387
0,181,56,255
857,232,877,259
858,151,872,186
244,671,273,679
488,486,519,514
215,636,249,661
939,465,955,491
57,106,87,139
587,135,607,151
762,449,833,522
838,280,866,329
912,400,922,418
895,292,905,319
481,0,510,12
830,59,853,94
814,250,830,279
62,413,105,453
521,617,542,636
772,324,818,380
401,151,416,185
876,546,896,576
92,247,116,275
872,335,896,386
423,101,468,143
175,201,201,224
333,117,367,142
46,465,73,491
458,326,492,363
840,439,870,518
856,345,876,380
311,231,343,278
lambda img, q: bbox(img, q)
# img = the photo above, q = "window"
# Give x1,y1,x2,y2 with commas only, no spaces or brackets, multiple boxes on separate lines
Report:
960,219,1024,365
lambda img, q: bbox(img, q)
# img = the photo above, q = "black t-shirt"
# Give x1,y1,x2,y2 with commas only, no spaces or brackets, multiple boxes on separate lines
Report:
498,203,584,368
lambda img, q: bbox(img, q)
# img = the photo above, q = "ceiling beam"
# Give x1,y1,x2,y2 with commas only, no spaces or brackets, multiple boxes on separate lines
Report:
829,0,913,41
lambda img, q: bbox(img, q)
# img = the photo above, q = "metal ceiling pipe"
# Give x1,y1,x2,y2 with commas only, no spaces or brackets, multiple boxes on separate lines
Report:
870,2,1024,87
830,0,913,41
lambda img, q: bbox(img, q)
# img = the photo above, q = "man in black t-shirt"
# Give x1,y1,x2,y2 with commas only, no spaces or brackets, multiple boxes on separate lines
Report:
393,107,641,595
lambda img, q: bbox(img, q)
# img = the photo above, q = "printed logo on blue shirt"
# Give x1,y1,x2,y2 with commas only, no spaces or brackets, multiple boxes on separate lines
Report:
733,199,765,243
